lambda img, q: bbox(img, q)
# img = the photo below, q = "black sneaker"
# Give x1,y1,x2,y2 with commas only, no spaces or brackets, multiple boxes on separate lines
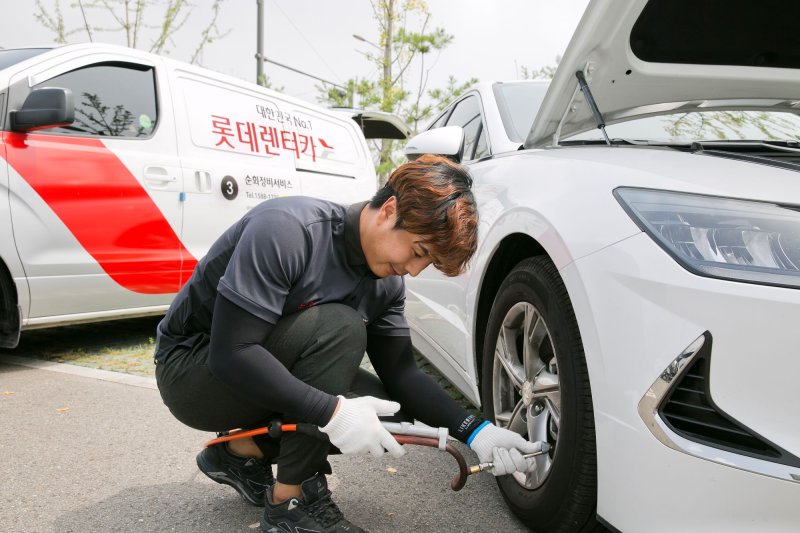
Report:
261,474,366,532
196,444,275,506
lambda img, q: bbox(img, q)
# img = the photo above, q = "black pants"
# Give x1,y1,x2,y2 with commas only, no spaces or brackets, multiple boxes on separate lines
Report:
155,303,394,484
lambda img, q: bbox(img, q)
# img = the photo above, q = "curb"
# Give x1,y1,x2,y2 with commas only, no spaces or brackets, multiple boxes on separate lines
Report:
0,354,157,390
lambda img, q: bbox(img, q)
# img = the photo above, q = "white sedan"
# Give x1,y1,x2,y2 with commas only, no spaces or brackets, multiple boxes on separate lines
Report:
403,1,800,531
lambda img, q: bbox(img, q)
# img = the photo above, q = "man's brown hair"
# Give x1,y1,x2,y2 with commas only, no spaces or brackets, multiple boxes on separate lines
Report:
369,154,478,277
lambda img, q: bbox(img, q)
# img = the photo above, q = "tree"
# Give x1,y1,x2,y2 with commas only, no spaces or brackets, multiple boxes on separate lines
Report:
519,55,561,80
319,0,477,181
74,92,139,136
33,0,229,65
256,73,284,92
664,111,800,142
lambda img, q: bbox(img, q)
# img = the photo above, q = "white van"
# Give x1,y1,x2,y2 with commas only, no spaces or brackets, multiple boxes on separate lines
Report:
0,43,403,348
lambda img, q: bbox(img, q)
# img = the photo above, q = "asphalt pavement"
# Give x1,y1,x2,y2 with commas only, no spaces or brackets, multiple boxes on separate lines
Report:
0,357,530,533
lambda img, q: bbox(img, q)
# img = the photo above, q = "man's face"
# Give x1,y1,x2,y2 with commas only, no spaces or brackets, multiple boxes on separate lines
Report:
363,197,433,278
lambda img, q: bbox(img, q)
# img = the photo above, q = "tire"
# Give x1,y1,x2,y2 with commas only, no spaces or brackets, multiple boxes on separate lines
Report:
0,263,20,349
480,257,600,532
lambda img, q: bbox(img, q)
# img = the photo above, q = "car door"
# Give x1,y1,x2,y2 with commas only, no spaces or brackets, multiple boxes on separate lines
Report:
171,68,382,269
404,94,490,373
5,57,186,319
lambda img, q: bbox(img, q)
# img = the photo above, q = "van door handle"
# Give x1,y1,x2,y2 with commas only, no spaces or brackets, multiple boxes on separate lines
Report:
194,170,212,193
144,166,177,187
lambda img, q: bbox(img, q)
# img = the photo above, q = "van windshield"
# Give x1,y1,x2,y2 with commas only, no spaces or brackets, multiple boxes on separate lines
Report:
0,49,50,71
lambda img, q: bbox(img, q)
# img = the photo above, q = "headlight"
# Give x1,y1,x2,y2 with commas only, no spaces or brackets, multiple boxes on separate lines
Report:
614,188,800,289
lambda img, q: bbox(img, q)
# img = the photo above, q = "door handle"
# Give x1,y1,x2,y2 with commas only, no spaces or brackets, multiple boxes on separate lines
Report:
144,166,177,186
194,170,212,193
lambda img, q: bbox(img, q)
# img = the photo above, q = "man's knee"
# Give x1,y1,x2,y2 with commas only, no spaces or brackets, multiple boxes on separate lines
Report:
307,304,366,370
276,304,367,394
317,304,366,349
266,303,366,362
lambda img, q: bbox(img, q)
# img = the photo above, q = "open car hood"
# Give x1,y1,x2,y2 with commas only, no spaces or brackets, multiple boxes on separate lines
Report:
526,0,800,148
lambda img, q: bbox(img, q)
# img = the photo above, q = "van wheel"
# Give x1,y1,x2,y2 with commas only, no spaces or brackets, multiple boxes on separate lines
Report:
0,263,21,349
481,257,600,532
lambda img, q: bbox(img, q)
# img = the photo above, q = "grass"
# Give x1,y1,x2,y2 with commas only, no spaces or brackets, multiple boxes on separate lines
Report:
0,316,161,376
1,315,479,415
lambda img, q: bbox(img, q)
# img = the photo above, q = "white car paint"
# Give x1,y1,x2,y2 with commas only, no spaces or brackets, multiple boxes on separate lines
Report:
0,43,387,342
405,1,800,530
527,1,800,147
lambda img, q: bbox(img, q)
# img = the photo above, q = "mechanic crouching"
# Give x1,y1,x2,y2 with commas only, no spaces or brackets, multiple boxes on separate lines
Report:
153,154,539,532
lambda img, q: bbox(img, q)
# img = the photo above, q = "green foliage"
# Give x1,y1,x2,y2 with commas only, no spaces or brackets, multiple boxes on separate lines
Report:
520,55,561,80
33,0,230,64
318,0,476,182
395,26,452,55
34,0,78,44
257,74,284,93
428,75,478,114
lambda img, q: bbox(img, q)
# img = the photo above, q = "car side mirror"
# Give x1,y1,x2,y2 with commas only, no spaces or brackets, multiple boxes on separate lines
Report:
10,87,75,133
404,126,464,162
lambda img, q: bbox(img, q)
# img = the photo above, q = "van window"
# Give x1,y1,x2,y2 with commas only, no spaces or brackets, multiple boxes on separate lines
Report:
34,63,158,138
0,48,49,71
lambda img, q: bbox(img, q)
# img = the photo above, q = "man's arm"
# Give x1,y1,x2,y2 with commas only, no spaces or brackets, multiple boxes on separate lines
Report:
209,296,404,458
367,332,542,474
207,294,338,426
365,333,484,443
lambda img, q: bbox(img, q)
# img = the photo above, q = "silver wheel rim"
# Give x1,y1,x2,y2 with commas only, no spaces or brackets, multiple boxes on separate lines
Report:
492,301,560,489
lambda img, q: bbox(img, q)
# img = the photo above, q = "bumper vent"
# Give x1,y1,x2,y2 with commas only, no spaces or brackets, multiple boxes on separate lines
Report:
659,337,800,467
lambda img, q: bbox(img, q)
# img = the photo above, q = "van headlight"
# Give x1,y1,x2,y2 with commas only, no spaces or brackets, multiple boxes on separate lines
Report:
614,188,800,289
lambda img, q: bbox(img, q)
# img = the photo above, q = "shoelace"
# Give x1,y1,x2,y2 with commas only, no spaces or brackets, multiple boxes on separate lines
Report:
241,459,273,486
304,493,344,528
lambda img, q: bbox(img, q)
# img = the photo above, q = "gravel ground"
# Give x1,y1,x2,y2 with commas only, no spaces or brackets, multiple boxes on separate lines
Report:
2,315,479,415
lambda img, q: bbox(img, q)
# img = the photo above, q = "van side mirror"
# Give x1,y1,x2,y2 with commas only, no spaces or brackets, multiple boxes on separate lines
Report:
404,126,464,162
10,87,75,133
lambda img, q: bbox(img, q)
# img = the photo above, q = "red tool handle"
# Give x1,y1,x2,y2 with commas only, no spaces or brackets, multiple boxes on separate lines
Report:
392,435,469,491
205,426,278,447
204,424,470,491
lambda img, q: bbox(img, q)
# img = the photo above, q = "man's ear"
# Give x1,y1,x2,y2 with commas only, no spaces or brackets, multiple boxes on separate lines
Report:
377,195,397,225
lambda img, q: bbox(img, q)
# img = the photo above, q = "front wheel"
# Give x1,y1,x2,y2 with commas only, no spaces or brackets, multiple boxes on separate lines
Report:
0,265,20,349
481,257,600,532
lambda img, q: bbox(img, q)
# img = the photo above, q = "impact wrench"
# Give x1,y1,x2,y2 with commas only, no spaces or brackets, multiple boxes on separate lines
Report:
204,420,550,491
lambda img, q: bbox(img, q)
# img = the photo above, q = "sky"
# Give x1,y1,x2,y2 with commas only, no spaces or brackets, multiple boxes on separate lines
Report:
0,0,589,106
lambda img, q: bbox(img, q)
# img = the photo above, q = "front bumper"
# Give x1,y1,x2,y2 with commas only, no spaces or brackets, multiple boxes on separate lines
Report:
562,232,800,532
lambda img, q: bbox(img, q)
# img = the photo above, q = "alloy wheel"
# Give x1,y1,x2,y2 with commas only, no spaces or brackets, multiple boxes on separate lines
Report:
491,301,560,489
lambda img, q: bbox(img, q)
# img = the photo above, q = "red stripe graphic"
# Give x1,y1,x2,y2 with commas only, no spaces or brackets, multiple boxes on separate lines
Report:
3,132,197,294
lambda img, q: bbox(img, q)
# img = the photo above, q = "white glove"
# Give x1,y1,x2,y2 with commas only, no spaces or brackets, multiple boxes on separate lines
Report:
490,448,533,477
469,422,541,476
319,395,406,458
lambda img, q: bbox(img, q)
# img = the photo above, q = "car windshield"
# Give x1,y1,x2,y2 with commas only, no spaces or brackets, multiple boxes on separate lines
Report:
493,82,549,143
0,48,50,71
565,110,800,144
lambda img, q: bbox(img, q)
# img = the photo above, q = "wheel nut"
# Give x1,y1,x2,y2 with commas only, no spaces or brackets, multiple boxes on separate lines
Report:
533,401,545,414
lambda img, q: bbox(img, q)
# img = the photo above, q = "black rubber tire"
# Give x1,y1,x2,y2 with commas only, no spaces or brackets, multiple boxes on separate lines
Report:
0,262,20,349
480,257,601,533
